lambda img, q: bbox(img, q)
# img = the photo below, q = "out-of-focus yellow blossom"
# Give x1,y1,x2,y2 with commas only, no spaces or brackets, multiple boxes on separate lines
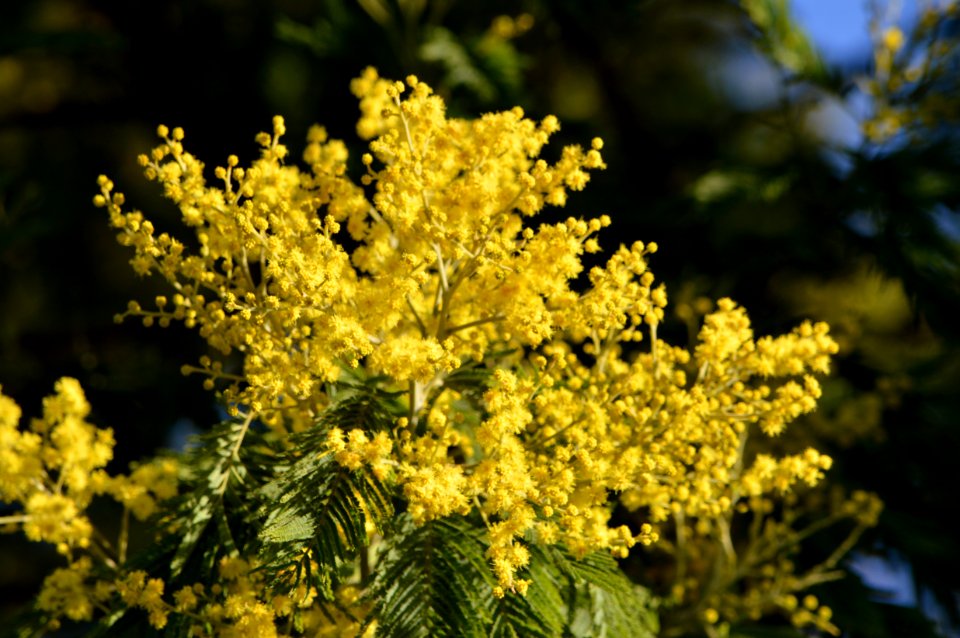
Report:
23,492,93,546
489,14,535,40
36,557,99,621
0,379,113,551
863,3,960,143
300,585,377,637
0,379,190,635
173,585,199,612
98,457,180,521
1,379,180,556
117,570,170,629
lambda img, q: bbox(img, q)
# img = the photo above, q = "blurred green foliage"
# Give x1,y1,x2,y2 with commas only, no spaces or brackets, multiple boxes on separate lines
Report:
2,0,959,635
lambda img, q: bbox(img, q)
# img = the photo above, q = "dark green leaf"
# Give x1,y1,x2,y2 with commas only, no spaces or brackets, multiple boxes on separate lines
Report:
371,515,491,638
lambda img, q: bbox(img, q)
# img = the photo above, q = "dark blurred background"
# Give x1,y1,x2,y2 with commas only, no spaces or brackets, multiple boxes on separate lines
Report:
1,0,959,635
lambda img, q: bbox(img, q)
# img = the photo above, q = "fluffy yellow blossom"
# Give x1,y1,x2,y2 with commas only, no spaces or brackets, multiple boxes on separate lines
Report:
401,463,471,524
0,389,42,502
740,449,833,496
367,335,460,383
299,585,376,637
328,428,393,478
225,607,278,638
23,493,93,547
57,68,870,636
117,571,169,629
100,457,180,520
37,557,98,621
174,585,199,612
0,379,125,551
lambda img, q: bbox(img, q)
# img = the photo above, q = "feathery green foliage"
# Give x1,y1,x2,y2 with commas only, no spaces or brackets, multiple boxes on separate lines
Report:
370,515,491,638
255,388,397,596
169,417,259,577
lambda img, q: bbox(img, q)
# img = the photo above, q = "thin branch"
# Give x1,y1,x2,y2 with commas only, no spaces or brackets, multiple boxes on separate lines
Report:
444,314,505,335
118,507,130,565
433,242,449,292
406,295,429,337
674,509,688,586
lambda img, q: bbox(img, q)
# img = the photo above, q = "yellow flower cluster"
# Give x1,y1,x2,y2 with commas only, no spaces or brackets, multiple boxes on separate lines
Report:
658,478,883,635
80,68,871,632
101,456,180,521
401,462,471,525
1,380,189,633
1,378,111,552
95,116,369,431
111,556,374,637
94,68,610,435
740,448,832,496
36,557,105,622
117,570,170,629
1,379,181,547
326,426,393,479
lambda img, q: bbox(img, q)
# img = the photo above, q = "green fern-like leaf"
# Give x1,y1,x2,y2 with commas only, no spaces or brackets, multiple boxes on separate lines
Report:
167,417,259,577
544,546,659,638
367,512,659,638
487,544,567,638
255,390,396,594
370,515,492,638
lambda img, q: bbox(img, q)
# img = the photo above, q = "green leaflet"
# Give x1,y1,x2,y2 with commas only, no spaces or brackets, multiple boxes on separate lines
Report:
370,515,492,638
254,389,396,595
549,547,659,638
168,417,255,577
369,514,658,638
490,544,658,638
488,551,567,638
74,416,271,638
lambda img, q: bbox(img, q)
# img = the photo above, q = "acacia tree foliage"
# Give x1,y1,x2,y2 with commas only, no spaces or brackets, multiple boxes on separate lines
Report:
1,1,959,637
2,65,877,637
